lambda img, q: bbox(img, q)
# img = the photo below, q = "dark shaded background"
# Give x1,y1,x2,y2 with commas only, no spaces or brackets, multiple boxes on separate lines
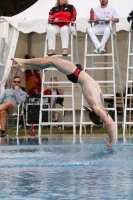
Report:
0,0,38,16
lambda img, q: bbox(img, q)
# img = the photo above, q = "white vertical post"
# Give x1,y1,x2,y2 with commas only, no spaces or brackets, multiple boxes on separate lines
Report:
16,104,20,136
38,70,45,137
1,27,19,93
39,24,78,136
79,33,88,136
123,31,131,136
111,33,118,137
80,21,119,137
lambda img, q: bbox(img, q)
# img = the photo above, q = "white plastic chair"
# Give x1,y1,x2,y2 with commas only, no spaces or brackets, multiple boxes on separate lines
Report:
7,103,26,136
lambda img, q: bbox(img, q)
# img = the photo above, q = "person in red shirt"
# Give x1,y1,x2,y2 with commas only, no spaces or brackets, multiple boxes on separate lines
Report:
47,0,76,56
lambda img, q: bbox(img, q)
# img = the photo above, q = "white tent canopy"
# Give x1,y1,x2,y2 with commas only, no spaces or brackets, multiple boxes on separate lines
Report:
1,0,131,33
0,0,132,94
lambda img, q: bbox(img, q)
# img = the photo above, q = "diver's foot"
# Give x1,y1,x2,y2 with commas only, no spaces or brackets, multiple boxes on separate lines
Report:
11,64,26,72
107,140,113,148
11,58,24,67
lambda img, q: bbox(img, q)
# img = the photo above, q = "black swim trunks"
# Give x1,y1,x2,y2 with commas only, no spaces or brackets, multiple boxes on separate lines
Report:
67,64,83,83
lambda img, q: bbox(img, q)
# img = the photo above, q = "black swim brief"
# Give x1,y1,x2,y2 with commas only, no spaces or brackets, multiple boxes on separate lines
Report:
67,64,83,83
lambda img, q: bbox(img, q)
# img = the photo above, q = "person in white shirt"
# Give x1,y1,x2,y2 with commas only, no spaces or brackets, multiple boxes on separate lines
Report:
88,0,119,54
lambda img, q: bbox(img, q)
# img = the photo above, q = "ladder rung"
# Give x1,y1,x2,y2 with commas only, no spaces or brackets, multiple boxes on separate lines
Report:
124,122,133,124
85,54,113,57
127,80,133,83
125,108,133,110
42,95,72,97
126,94,133,97
82,108,115,111
85,67,113,70
55,54,72,57
80,122,94,124
106,108,115,111
80,121,117,125
45,54,72,57
40,122,74,125
128,67,133,69
97,80,114,83
93,62,118,65
103,94,115,97
26,124,40,126
46,86,73,88
43,81,72,84
41,108,74,111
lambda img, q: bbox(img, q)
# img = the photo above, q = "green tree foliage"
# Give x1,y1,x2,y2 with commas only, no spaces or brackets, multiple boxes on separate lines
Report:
0,0,38,16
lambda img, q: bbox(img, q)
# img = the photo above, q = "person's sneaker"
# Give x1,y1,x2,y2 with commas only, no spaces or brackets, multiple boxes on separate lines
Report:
98,47,106,54
54,125,58,129
53,120,58,129
58,126,62,130
0,130,6,137
93,49,99,54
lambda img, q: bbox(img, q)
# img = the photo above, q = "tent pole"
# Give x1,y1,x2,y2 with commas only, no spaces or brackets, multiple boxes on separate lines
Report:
28,33,32,57
1,27,19,93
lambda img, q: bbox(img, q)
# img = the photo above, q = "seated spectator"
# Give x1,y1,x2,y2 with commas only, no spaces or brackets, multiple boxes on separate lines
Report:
127,10,133,24
44,77,64,130
0,76,26,137
88,0,119,54
47,0,76,56
127,10,133,37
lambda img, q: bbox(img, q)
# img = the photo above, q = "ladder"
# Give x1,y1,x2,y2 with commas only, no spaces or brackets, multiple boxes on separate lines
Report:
38,23,78,136
123,20,133,136
80,21,123,137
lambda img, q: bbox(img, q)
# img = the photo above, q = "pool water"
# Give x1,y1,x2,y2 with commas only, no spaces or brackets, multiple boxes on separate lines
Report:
0,137,133,200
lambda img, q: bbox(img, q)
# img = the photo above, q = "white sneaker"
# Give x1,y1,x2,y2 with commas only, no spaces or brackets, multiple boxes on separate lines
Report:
99,47,106,54
93,49,99,54
58,126,62,130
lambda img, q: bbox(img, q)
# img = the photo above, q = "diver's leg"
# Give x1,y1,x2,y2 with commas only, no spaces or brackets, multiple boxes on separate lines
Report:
11,57,77,75
11,58,52,72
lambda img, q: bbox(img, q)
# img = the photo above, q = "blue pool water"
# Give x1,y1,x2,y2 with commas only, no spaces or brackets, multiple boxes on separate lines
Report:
0,137,133,200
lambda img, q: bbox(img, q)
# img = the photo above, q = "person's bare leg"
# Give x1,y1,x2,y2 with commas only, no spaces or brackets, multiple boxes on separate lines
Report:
0,110,7,131
54,112,59,121
0,101,14,112
11,58,54,72
11,57,77,75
